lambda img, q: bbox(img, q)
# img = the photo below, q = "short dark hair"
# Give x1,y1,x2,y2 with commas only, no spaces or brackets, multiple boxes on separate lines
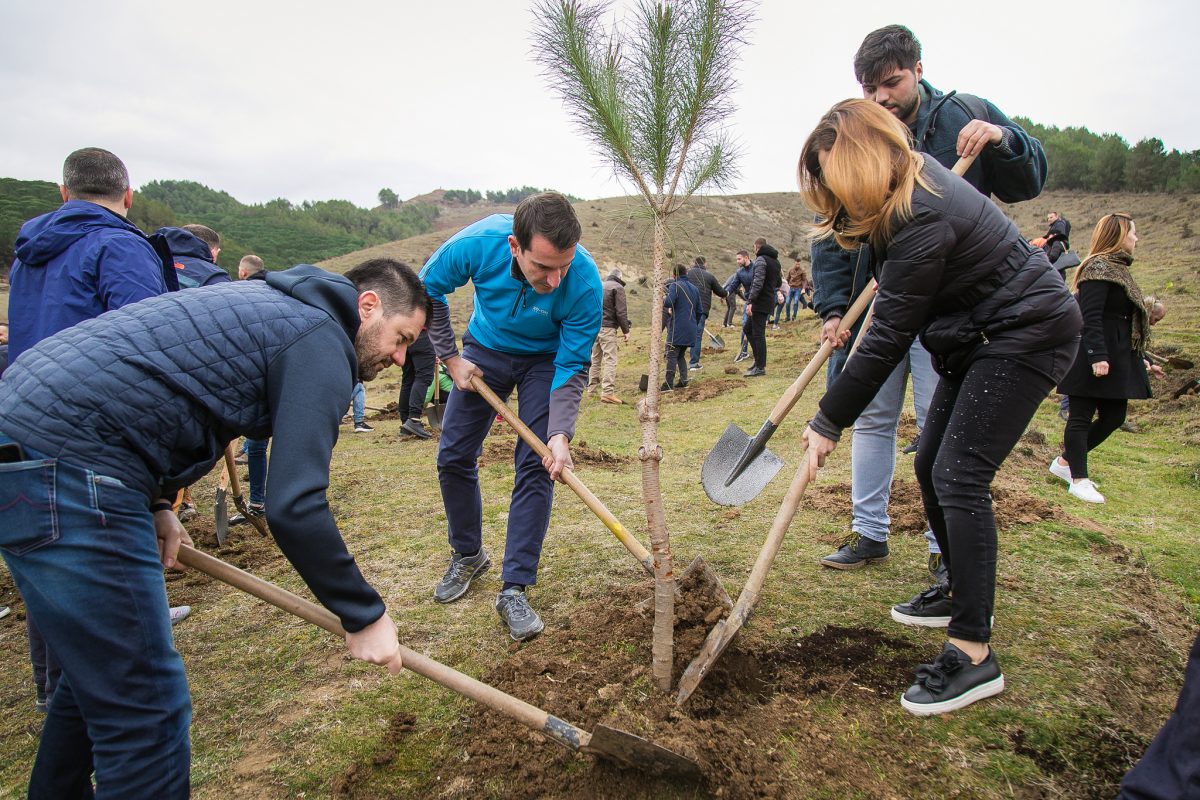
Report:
62,147,129,201
182,224,221,250
854,24,921,85
694,255,706,267
345,258,432,320
753,237,767,251
674,264,689,277
511,192,582,252
239,254,264,274
736,249,750,258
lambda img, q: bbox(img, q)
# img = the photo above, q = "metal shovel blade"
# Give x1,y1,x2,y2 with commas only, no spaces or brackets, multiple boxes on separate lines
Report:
701,423,784,506
425,402,444,431
586,723,701,780
704,328,725,351
214,485,229,545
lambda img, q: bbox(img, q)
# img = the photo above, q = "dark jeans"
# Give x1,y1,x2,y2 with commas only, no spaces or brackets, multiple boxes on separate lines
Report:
771,300,785,325
723,296,737,327
0,434,191,799
688,313,708,367
1062,395,1126,479
27,610,61,703
913,347,1073,643
245,437,269,506
1118,632,1200,799
745,311,768,370
435,337,555,586
665,343,689,386
785,288,803,320
398,333,436,421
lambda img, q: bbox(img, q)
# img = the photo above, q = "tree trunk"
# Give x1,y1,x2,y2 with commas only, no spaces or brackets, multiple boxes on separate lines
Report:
638,210,674,691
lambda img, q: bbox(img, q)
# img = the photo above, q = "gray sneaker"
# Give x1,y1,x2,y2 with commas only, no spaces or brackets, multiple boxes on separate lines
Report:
496,588,544,641
433,549,491,604
820,532,889,569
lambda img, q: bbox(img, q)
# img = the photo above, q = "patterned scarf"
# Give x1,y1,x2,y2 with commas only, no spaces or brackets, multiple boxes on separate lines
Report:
1076,252,1149,353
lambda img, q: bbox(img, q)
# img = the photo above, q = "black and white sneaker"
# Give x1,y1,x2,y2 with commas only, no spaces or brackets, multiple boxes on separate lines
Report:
353,421,374,433
900,642,1004,716
891,584,952,627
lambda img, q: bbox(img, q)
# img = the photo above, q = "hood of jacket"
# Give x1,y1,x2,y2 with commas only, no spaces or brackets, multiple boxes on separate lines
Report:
605,270,626,286
264,265,362,341
157,226,215,263
756,243,779,261
14,200,145,268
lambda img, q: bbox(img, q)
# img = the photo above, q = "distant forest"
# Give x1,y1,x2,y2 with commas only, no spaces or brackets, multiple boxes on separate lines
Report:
0,178,440,276
2,121,1197,277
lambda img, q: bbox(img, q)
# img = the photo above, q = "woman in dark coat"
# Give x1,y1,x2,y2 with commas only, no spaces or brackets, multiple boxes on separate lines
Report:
797,100,1081,716
662,264,701,389
1050,213,1159,504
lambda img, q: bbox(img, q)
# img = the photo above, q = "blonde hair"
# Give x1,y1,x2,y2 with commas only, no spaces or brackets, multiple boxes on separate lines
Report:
798,99,935,251
1071,213,1134,291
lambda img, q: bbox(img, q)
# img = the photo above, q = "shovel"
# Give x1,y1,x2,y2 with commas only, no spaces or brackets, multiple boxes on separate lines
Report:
223,444,269,538
704,328,725,351
174,544,699,778
701,280,877,506
468,375,731,608
1148,351,1194,370
426,372,445,431
678,451,817,705
214,456,231,545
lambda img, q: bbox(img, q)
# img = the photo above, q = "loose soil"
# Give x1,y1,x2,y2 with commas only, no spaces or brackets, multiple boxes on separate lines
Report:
477,435,631,470
665,378,747,404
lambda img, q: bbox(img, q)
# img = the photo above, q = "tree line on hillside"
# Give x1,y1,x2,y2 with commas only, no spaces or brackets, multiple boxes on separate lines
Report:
0,178,439,277
438,186,584,205
1016,117,1200,193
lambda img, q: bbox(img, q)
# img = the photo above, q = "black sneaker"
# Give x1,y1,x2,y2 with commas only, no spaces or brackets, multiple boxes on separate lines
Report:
495,588,544,641
433,549,491,604
401,418,432,439
902,433,921,455
900,642,1005,716
660,381,674,392
891,584,952,627
743,367,766,377
229,503,266,526
928,552,949,590
690,363,703,371
820,533,889,570
353,421,374,433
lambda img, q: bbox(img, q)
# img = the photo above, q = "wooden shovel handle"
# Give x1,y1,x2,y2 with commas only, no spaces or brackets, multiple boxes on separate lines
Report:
468,376,654,573
765,279,878,425
174,544,588,748
223,444,243,498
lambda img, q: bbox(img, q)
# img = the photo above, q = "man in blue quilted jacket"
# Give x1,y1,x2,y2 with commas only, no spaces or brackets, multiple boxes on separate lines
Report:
0,258,427,798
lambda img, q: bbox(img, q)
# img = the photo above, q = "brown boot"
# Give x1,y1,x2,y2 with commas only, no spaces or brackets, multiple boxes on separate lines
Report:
600,394,625,405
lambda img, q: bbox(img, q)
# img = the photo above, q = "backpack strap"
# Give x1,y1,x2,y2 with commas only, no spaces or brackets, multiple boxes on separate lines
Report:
949,91,991,124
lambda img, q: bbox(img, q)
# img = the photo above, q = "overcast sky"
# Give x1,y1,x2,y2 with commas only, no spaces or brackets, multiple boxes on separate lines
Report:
2,0,1195,208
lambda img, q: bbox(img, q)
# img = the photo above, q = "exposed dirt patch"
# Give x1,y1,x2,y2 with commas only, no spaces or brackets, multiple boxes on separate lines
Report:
163,514,285,607
1008,714,1149,800
367,401,404,422
665,378,747,403
332,714,417,798
476,436,631,471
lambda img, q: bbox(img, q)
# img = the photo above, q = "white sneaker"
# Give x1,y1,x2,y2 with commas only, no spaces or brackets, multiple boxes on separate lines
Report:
1048,458,1072,484
169,606,192,625
1068,479,1105,504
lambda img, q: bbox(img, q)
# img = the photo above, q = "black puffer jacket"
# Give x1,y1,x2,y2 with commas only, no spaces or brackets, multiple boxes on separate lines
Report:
813,156,1081,437
747,244,782,306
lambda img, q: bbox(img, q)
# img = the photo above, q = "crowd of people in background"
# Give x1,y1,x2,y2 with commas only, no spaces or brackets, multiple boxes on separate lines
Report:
0,21,1193,800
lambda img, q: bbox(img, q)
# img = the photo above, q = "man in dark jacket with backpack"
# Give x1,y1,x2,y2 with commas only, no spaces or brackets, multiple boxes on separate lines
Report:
743,238,781,377
0,259,427,798
812,24,1048,580
158,224,232,287
685,256,727,371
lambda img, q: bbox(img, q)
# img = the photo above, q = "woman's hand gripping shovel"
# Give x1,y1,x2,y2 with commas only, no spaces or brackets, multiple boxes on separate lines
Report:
174,544,700,778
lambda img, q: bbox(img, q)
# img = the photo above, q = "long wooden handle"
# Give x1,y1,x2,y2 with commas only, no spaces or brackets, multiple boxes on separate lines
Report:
951,152,978,177
468,376,654,573
765,279,878,425
223,444,243,498
174,544,590,749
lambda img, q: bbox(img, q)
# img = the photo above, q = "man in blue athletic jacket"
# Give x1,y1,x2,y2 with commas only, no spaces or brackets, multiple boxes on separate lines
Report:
419,192,602,642
0,259,426,798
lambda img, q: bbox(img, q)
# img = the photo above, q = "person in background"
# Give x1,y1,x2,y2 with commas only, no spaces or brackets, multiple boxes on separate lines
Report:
398,329,437,438
743,237,781,376
730,249,754,362
1050,213,1161,504
721,265,740,328
349,382,373,433
233,253,269,525
685,255,727,371
785,258,809,321
798,99,1079,715
663,263,701,390
587,268,631,404
1042,210,1071,264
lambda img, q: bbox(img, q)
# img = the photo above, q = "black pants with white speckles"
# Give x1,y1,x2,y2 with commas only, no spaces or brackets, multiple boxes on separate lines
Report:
914,345,1075,642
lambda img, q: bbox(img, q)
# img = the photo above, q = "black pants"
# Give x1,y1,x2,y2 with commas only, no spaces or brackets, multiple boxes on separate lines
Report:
665,343,689,387
398,333,436,420
914,347,1072,642
1062,395,1127,479
1118,632,1200,799
744,311,768,370
723,296,737,327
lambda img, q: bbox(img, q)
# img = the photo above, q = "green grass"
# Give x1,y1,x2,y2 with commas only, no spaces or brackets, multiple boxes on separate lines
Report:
1,190,1198,798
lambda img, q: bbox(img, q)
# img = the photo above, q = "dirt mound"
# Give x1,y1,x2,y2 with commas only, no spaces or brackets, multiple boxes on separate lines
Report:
163,515,285,607
478,436,631,470
666,378,747,403
367,401,404,422
332,714,417,798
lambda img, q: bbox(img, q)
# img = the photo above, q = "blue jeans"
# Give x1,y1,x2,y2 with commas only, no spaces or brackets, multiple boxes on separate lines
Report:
351,382,365,424
828,339,940,551
688,313,708,367
435,337,556,586
785,288,803,320
0,434,191,799
245,437,269,506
